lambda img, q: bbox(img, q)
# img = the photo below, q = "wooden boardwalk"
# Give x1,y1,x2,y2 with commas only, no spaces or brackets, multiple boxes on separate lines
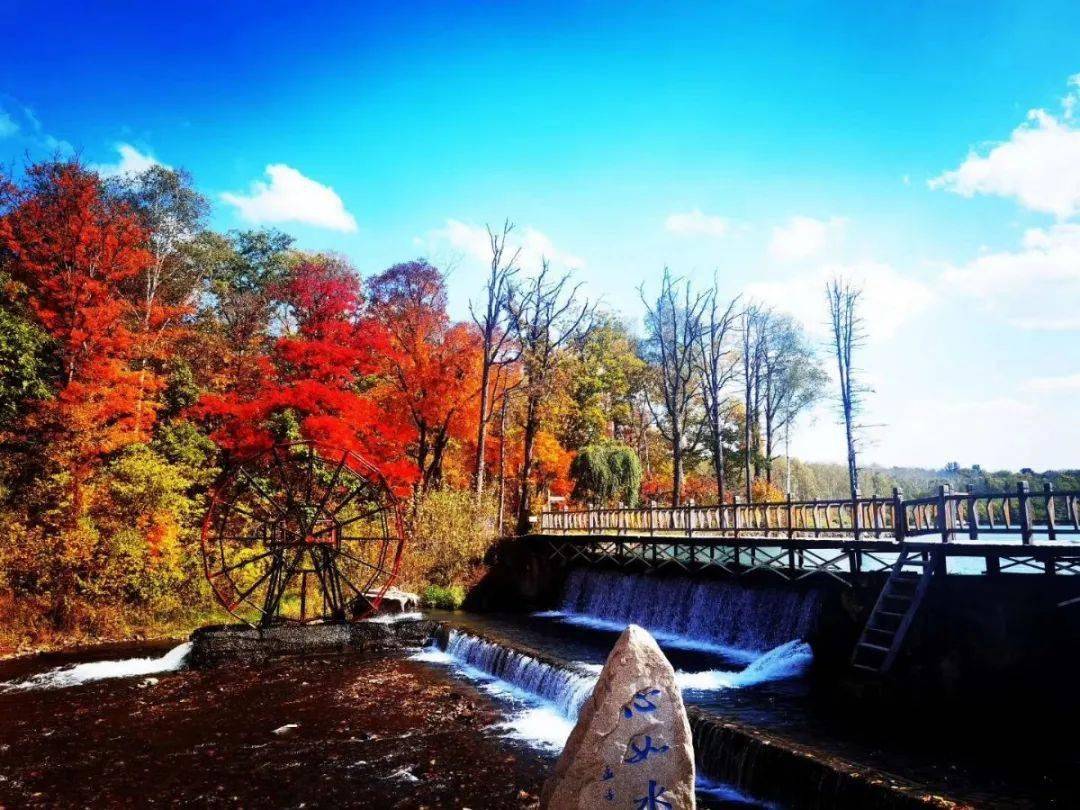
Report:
535,483,1080,581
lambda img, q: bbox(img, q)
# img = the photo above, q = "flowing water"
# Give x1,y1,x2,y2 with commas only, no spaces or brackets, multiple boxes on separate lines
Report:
409,572,826,807
417,569,1079,807
556,567,821,657
0,641,192,693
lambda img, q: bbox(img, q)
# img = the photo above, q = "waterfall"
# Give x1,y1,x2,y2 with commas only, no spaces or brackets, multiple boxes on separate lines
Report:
557,568,821,655
438,629,597,718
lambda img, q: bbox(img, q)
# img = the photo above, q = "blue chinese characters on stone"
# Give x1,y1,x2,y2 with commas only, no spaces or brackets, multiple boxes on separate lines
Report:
624,734,670,764
604,787,616,801
601,765,615,781
621,688,662,719
634,780,672,810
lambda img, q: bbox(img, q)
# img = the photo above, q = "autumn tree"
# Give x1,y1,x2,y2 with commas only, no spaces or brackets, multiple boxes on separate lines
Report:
0,162,156,509
113,166,209,429
739,305,771,501
759,314,827,486
508,261,592,533
641,269,708,506
196,257,416,489
469,221,520,497
698,287,740,504
367,261,480,494
563,314,648,449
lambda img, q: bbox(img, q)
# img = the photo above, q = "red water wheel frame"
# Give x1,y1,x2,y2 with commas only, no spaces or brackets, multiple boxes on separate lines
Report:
201,441,405,627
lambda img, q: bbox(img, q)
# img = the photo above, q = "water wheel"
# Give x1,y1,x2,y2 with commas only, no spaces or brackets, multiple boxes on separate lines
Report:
201,441,405,627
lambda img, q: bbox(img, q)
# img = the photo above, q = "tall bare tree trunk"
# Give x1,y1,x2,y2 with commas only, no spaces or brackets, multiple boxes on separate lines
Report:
496,391,508,536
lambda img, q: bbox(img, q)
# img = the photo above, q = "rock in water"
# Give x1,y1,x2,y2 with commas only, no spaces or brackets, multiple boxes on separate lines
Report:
541,624,695,809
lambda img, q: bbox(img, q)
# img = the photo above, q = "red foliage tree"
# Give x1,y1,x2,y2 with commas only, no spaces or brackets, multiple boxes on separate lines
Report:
365,261,482,494
0,162,157,507
196,258,417,491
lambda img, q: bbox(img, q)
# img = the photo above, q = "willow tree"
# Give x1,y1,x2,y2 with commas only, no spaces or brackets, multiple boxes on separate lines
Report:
570,442,643,507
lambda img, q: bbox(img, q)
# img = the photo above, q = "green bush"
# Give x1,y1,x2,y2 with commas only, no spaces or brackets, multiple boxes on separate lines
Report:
421,584,467,610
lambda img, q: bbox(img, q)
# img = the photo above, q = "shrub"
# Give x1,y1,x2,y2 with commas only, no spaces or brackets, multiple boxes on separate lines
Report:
421,584,467,610
400,489,497,591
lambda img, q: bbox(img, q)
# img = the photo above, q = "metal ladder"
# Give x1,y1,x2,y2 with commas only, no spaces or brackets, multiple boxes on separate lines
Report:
851,548,934,674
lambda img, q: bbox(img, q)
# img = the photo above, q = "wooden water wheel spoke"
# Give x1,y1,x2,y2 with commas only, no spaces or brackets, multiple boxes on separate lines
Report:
331,504,389,533
325,482,381,521
310,453,349,526
200,441,405,627
215,550,274,575
335,547,389,576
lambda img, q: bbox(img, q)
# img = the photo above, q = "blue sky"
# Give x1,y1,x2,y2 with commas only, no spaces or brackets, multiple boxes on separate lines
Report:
3,1,1080,469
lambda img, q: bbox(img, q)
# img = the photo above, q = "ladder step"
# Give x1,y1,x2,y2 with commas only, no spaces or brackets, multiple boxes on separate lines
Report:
883,593,913,603
870,618,900,631
852,663,881,673
857,642,891,653
878,610,904,618
866,627,895,639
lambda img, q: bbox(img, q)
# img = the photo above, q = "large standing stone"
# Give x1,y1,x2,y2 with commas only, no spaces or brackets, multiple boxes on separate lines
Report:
541,624,695,809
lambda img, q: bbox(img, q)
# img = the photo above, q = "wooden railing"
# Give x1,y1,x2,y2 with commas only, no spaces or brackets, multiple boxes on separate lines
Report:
538,482,1080,545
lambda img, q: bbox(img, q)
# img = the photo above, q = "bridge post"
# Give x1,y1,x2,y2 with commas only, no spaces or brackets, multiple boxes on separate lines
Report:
1018,481,1032,545
966,484,978,540
786,492,796,571
648,500,656,536
852,487,861,543
937,485,951,543
1045,481,1057,542
686,498,694,538
893,487,905,542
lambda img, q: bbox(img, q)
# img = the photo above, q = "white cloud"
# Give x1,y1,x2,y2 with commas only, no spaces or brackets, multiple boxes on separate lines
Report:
91,143,167,178
930,76,1080,218
939,222,1080,330
428,219,584,271
1023,373,1080,393
664,209,731,238
747,260,935,340
768,216,846,262
0,110,17,138
222,164,358,233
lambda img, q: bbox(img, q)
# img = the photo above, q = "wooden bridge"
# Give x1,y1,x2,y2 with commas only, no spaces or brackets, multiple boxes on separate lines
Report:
535,482,1080,581
535,482,1080,673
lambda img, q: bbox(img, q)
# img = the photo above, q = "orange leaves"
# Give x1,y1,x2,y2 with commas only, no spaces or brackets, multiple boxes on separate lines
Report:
365,261,483,491
0,162,160,477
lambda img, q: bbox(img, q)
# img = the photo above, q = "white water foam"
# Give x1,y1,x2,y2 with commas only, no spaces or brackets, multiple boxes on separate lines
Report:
0,642,192,693
675,640,813,691
368,611,425,624
409,642,580,750
411,629,811,755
